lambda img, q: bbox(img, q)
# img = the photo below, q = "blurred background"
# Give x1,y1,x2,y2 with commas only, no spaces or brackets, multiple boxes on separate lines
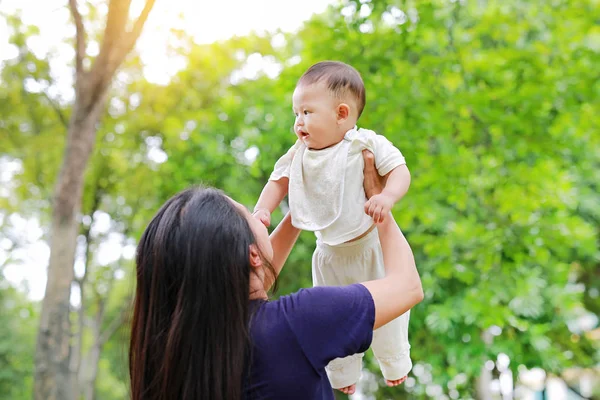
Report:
0,0,598,399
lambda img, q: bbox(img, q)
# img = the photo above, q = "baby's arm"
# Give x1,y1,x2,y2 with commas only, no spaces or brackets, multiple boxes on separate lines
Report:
381,164,411,202
253,178,289,227
365,164,411,223
254,141,300,226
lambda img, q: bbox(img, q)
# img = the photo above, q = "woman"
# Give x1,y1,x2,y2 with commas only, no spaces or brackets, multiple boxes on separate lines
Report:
129,151,423,399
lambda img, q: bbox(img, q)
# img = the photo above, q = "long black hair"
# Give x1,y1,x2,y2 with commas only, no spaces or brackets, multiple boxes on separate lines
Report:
129,187,268,400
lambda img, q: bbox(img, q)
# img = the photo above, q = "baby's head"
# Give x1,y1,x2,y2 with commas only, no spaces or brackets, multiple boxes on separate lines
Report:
292,61,365,150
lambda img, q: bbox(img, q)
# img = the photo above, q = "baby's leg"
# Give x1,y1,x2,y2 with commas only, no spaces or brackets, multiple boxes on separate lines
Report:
324,354,364,390
371,310,412,381
369,237,413,382
312,241,366,390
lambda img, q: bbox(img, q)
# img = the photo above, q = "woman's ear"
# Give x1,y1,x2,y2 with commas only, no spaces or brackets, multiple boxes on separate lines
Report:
337,103,350,123
249,244,262,268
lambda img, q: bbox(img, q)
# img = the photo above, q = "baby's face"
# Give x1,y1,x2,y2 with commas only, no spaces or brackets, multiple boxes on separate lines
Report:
292,82,344,150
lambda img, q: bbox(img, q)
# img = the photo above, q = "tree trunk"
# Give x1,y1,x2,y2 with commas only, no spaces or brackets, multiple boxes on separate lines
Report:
476,364,493,400
81,318,103,400
476,331,493,400
80,297,128,400
34,99,107,400
71,280,85,398
33,1,155,397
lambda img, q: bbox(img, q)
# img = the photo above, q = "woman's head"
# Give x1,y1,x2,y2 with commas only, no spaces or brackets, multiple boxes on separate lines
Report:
129,186,274,400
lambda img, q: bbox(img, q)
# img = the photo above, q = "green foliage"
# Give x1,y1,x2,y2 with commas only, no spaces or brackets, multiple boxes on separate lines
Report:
0,276,38,399
1,0,599,398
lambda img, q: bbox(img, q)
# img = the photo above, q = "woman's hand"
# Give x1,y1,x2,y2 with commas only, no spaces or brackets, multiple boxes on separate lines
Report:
362,150,385,198
362,150,389,222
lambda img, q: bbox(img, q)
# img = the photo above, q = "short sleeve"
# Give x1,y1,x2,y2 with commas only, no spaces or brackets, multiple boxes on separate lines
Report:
269,140,303,181
279,284,375,370
369,134,406,176
353,129,406,176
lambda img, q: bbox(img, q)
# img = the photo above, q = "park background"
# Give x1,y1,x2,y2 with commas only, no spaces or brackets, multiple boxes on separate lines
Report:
0,0,598,399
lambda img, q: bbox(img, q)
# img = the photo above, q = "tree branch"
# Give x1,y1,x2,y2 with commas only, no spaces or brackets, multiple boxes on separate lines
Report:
85,0,155,112
68,0,87,79
41,91,69,128
126,0,156,52
98,300,129,346
103,0,132,47
70,185,102,378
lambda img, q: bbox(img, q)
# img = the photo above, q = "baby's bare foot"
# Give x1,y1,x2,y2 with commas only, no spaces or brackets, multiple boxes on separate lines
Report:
386,376,407,387
337,383,356,395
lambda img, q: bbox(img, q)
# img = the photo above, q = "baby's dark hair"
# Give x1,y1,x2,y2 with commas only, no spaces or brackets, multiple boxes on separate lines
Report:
297,61,366,118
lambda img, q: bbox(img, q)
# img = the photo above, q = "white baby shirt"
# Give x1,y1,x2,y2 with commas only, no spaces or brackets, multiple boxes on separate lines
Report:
269,127,406,246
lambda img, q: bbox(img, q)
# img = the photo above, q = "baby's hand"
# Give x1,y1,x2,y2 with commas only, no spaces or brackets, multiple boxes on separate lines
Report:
253,208,271,227
364,193,394,224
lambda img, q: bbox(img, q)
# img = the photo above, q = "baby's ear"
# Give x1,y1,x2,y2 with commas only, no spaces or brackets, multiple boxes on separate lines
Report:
337,103,350,122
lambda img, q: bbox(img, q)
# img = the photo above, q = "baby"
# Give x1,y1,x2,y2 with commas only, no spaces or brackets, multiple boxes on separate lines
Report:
254,61,413,394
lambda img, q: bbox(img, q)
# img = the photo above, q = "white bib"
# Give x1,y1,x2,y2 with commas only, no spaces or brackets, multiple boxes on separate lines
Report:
288,138,351,231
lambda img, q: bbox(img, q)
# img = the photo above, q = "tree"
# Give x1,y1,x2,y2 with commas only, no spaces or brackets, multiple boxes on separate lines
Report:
34,1,156,399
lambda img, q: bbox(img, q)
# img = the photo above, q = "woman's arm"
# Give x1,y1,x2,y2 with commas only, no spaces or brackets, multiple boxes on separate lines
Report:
268,211,301,281
360,151,424,330
361,218,423,329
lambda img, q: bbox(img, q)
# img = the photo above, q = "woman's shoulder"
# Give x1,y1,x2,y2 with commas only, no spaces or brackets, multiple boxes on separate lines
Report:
265,284,374,326
260,284,375,369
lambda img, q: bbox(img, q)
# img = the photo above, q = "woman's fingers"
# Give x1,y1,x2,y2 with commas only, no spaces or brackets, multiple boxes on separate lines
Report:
362,150,384,198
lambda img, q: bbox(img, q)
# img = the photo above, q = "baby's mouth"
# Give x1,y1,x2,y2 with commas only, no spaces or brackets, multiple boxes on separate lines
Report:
299,131,309,138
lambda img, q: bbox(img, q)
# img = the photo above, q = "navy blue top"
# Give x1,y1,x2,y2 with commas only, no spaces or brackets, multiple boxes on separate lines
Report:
243,284,375,399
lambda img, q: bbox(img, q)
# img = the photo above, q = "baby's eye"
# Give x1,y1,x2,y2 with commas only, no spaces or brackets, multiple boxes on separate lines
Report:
294,112,298,117
303,110,309,115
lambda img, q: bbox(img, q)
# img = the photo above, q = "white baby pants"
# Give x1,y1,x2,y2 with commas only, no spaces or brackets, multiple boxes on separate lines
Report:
312,227,412,389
